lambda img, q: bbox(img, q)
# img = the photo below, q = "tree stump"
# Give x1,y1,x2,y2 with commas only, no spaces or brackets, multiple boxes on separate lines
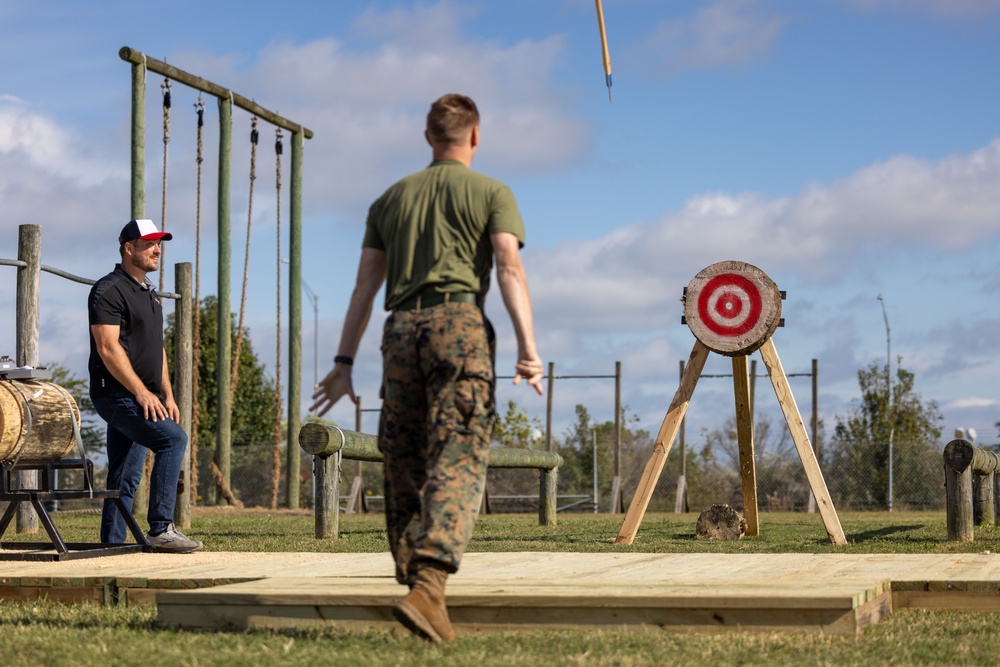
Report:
696,504,747,540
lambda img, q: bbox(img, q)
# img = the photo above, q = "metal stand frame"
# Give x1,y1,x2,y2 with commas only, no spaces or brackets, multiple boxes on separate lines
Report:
0,459,148,561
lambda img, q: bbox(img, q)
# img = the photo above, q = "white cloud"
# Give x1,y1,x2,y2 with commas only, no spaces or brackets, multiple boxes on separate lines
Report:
524,138,1000,388
946,396,1000,409
164,3,590,219
632,0,789,77
0,102,125,188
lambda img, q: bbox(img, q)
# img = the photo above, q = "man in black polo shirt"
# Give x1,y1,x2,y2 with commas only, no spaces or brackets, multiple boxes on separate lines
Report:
88,219,201,553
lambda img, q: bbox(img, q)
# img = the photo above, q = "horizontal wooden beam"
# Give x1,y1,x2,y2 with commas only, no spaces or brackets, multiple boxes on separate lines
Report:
298,423,563,470
944,439,1000,475
119,46,314,139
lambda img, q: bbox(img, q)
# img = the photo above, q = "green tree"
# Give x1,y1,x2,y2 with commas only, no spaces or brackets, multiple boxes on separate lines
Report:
558,404,652,510
693,412,818,511
492,400,543,449
45,362,104,458
165,295,278,504
827,359,943,509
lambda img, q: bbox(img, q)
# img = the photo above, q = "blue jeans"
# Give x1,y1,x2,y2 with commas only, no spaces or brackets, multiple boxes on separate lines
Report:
93,392,188,543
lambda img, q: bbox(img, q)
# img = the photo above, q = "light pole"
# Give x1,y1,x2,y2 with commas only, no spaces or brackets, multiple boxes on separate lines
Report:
283,258,319,388
877,294,894,512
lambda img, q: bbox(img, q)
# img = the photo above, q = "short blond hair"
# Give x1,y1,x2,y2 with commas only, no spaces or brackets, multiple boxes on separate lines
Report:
426,94,480,145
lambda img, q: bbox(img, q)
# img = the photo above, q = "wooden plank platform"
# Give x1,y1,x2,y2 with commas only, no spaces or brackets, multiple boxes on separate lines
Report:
2,551,1000,635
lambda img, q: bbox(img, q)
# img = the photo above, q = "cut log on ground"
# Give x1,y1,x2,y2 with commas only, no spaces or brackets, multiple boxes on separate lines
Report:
696,504,747,540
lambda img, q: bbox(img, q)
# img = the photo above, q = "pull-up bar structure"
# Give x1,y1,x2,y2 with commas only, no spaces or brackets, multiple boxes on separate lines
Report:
119,47,314,508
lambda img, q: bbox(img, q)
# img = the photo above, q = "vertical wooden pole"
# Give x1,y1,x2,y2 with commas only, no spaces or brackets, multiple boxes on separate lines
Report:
732,355,759,535
173,263,193,529
287,129,304,509
14,224,41,533
315,453,338,538
130,61,145,219
539,467,558,527
545,361,554,451
808,358,819,513
674,359,688,514
215,95,232,505
994,473,1000,528
128,60,149,517
616,340,709,545
354,395,364,514
974,472,995,526
944,443,974,542
613,360,621,512
759,339,846,546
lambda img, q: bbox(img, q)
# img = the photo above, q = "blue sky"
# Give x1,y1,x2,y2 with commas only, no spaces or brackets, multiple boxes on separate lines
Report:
1,0,999,447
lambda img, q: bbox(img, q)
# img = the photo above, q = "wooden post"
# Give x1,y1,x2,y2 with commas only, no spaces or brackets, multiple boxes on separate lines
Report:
356,397,364,513
315,453,338,538
808,358,818,513
545,362,554,451
173,262,193,529
759,339,846,546
994,473,1000,528
674,359,688,514
944,440,975,541
616,340,709,545
732,355,759,535
215,94,232,506
612,360,621,514
14,224,41,534
287,129,304,510
540,467,557,527
129,58,145,219
974,472,995,526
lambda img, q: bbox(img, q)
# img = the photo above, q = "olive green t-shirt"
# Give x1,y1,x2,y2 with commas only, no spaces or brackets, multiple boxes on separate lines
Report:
363,159,526,311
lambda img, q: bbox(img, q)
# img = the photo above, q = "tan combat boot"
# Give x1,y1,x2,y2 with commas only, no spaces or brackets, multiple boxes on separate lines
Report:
392,562,456,643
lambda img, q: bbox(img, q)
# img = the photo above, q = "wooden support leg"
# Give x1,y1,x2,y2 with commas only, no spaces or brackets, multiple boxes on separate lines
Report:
759,339,847,546
733,355,759,536
615,340,710,545
315,453,339,539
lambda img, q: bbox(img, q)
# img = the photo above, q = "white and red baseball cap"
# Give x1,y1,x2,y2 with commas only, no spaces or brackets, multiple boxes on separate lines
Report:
118,219,173,245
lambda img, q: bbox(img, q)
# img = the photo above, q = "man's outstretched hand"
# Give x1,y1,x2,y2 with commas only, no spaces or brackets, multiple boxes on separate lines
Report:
309,366,356,416
513,354,544,395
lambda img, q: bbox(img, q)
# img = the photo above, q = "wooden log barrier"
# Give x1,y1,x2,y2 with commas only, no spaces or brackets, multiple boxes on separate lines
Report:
943,439,1000,542
299,423,563,539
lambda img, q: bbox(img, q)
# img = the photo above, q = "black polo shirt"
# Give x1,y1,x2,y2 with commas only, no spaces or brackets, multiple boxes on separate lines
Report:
88,264,165,399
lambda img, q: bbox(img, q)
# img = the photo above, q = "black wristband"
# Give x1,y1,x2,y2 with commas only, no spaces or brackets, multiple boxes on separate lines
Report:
334,355,354,366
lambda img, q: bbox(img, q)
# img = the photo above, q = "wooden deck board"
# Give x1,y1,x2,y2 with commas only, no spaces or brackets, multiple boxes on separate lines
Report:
2,551,999,635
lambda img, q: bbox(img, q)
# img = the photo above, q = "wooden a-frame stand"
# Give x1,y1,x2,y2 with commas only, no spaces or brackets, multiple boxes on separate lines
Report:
615,337,846,546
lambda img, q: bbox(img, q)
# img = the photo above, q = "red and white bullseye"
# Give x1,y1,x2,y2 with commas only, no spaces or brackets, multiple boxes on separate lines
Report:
697,274,762,337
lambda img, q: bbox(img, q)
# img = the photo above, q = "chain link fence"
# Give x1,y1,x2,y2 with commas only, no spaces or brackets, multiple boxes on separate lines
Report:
205,434,961,515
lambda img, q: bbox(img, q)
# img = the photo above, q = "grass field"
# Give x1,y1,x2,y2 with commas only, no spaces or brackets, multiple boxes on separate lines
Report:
3,509,1000,666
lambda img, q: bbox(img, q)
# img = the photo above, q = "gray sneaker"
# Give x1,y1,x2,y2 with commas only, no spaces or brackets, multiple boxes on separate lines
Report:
146,523,203,553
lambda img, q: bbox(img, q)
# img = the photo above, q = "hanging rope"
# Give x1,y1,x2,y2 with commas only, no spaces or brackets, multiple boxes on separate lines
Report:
189,95,205,507
230,116,258,402
271,127,284,510
158,77,171,292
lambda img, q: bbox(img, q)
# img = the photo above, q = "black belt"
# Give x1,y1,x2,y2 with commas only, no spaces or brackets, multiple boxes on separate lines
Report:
394,291,477,311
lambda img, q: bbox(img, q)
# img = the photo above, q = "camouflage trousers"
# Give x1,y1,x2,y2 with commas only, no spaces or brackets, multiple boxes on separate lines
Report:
379,301,496,585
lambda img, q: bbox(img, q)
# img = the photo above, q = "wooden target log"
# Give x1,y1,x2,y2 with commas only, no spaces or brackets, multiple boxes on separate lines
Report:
696,504,747,540
0,379,81,464
683,260,782,356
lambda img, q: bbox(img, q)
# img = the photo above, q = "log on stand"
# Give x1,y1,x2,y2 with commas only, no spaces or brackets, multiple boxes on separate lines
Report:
0,375,149,560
